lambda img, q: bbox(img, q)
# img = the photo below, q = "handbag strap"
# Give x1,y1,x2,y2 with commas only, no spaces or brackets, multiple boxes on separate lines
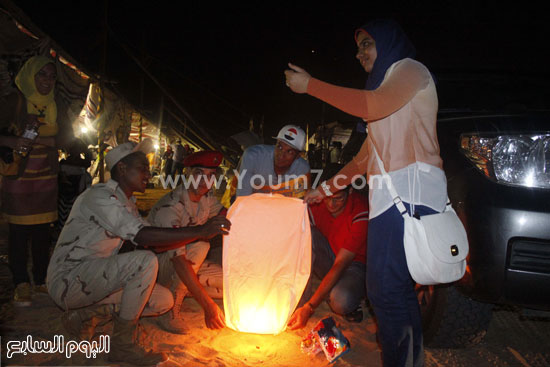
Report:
372,144,408,217
372,144,452,217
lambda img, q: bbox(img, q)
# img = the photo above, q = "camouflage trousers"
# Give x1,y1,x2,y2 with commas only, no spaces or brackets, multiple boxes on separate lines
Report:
49,250,173,320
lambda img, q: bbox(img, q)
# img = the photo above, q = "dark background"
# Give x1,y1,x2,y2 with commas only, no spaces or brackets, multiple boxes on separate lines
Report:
13,1,550,146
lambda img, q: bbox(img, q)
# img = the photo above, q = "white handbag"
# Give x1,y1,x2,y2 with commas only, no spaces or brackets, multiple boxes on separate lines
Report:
373,148,468,285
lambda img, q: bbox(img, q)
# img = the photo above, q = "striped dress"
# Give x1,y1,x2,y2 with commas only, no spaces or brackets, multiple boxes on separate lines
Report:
1,92,60,225
2,143,58,224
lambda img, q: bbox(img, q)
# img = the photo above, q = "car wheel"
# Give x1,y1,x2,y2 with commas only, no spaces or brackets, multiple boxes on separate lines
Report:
416,283,493,348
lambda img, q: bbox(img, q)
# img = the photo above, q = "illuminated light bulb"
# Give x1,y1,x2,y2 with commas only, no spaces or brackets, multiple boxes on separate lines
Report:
81,127,88,134
523,170,535,187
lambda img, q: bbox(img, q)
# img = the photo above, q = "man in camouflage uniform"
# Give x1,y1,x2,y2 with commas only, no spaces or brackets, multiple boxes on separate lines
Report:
47,141,230,366
148,150,226,333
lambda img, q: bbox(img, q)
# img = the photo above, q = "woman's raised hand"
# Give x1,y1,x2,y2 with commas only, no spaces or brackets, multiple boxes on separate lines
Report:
284,63,311,94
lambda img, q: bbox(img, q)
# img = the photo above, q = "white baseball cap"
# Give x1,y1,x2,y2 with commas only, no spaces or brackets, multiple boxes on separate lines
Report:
105,138,154,171
273,124,306,151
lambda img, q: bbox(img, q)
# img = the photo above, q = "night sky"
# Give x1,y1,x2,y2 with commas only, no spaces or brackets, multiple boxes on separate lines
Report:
12,1,550,147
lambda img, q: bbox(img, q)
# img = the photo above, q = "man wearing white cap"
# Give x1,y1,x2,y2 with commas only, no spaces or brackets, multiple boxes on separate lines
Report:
236,124,310,198
47,140,231,366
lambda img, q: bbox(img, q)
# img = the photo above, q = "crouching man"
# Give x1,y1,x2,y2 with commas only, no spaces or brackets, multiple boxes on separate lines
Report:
236,124,311,199
288,164,368,329
46,141,230,366
147,150,226,333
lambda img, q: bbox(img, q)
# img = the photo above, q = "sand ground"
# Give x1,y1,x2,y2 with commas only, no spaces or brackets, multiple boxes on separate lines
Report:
0,188,382,366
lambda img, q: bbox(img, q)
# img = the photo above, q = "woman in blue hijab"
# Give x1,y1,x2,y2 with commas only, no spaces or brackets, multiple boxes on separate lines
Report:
285,19,446,367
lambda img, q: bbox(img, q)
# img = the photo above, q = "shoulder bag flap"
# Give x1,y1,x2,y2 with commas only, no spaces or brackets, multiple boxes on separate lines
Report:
421,205,469,263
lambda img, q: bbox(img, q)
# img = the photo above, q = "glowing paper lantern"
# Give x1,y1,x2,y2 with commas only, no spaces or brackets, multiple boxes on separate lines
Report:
223,194,311,334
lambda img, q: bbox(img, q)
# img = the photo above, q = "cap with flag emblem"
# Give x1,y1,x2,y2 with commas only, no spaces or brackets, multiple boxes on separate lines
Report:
273,124,306,151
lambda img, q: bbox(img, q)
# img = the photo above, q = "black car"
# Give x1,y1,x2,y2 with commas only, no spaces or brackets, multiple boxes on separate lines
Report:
417,110,550,348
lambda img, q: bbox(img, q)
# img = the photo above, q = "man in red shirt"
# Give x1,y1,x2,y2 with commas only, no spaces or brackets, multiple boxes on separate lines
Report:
288,164,368,329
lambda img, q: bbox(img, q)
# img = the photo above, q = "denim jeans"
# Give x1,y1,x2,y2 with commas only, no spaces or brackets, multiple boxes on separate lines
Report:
367,202,437,367
303,227,366,315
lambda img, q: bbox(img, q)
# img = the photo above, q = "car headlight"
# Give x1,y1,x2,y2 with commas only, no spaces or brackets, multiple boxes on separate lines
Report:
460,133,550,188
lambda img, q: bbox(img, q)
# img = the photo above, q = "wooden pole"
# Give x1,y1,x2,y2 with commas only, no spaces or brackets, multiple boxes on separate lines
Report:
98,0,109,183
158,94,164,145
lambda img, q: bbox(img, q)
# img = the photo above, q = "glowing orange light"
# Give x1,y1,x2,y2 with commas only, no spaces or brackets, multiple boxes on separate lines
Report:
223,194,311,334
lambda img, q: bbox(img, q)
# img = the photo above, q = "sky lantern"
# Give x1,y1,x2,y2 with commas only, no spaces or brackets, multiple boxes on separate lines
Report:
223,194,311,334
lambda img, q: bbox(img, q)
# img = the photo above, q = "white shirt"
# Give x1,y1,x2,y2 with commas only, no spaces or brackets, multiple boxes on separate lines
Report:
147,185,223,228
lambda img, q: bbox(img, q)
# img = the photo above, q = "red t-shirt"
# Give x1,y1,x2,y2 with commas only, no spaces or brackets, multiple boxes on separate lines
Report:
308,191,369,264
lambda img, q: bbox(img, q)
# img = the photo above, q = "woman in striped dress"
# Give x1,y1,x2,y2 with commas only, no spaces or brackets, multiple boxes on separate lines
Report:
0,55,72,306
